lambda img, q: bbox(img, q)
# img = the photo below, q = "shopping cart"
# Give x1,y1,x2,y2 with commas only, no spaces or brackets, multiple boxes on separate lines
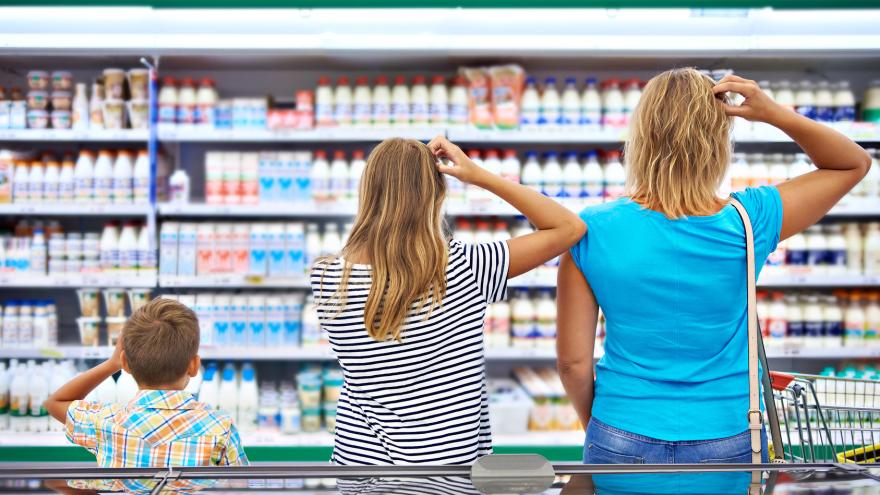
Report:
766,369,880,464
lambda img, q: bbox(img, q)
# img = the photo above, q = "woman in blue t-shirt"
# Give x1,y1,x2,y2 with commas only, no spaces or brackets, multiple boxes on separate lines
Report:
556,69,871,464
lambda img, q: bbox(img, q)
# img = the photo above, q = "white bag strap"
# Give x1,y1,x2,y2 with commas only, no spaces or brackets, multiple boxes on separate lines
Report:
728,198,763,471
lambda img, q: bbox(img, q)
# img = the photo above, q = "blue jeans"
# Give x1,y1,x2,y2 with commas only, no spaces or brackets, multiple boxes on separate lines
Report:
584,418,768,464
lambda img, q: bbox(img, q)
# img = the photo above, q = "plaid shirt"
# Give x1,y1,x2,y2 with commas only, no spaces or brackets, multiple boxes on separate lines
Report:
66,389,248,468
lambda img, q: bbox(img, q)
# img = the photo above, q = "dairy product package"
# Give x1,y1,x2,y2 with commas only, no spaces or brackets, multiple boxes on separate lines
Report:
458,67,493,129
488,65,525,130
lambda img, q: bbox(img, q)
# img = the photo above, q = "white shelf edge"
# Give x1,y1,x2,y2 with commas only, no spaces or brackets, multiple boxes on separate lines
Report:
0,273,157,289
159,275,310,289
0,203,153,216
0,129,149,142
157,127,445,142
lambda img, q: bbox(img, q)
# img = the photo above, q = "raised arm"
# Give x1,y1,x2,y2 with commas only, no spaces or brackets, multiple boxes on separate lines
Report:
428,136,586,278
556,252,598,428
714,75,871,240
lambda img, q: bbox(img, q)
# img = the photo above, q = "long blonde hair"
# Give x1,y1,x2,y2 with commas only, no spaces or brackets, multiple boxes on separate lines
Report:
315,138,448,342
625,68,732,218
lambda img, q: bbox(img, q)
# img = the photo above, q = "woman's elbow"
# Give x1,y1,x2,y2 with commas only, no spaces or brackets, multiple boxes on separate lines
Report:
557,356,592,380
564,217,587,246
857,148,873,178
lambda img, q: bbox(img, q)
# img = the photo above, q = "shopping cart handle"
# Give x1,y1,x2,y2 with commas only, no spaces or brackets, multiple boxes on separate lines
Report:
769,371,796,391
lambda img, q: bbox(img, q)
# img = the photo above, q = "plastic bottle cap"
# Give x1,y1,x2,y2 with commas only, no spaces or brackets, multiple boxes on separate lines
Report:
431,75,446,85
200,77,215,87
467,150,482,159
375,75,389,85
314,150,327,159
181,77,195,86
336,76,350,85
484,149,499,159
565,77,577,85
356,76,369,85
503,149,517,158
162,76,176,86
413,75,426,85
394,76,407,85
352,150,365,159
333,150,346,160
318,76,331,85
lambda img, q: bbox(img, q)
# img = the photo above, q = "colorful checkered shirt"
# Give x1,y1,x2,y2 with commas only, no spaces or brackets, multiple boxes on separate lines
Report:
66,389,248,468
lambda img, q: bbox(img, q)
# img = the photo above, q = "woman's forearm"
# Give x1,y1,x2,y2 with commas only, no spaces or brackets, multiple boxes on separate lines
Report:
474,171,582,233
558,363,594,429
45,359,118,422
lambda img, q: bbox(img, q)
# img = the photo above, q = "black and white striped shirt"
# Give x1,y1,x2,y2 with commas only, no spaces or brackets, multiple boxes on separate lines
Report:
310,240,510,465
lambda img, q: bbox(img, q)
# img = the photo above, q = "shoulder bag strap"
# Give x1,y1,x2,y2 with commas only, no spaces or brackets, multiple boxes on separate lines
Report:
728,198,763,467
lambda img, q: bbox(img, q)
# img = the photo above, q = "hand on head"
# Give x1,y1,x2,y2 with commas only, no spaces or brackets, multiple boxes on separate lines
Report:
713,74,786,124
427,135,485,185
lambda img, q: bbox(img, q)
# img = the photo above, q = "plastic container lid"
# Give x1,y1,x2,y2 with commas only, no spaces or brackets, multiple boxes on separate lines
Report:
318,76,331,85
352,150,365,159
484,149,499,159
314,150,328,159
336,76,349,85
413,75,426,85
375,75,389,85
431,75,446,85
355,76,369,85
333,150,346,160
544,77,557,85
394,75,407,85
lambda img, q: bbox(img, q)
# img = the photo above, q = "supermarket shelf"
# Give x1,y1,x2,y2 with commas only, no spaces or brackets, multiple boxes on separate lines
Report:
447,128,626,144
159,275,310,289
0,203,153,216
157,126,445,143
0,272,157,288
0,129,148,142
158,202,356,218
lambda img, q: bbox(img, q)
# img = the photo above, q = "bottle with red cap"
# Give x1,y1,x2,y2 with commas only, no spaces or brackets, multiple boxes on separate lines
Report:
310,150,330,201
622,78,643,127
465,150,485,204
391,76,411,127
500,149,521,184
315,76,334,127
454,218,475,245
474,219,493,245
410,76,429,126
347,150,366,201
329,150,349,201
601,79,625,130
334,77,352,127
429,76,448,125
352,76,372,127
158,76,178,124
195,78,218,128
177,77,197,126
372,76,391,127
603,150,626,200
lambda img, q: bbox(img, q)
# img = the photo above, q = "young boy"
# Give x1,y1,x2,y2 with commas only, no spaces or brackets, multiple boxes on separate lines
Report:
45,298,248,467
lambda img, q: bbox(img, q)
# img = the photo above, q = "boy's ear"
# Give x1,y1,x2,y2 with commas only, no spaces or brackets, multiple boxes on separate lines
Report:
121,350,132,374
188,355,201,377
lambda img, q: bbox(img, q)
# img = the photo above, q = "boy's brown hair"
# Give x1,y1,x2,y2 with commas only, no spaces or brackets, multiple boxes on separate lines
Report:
123,298,200,387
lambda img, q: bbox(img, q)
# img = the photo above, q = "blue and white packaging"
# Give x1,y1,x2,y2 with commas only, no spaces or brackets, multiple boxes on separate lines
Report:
284,222,305,276
247,294,267,346
159,222,180,276
294,152,312,202
194,294,214,346
212,294,231,346
230,295,249,346
258,152,277,203
277,152,296,203
177,223,198,277
249,224,268,276
265,295,285,347
283,293,304,346
267,224,287,277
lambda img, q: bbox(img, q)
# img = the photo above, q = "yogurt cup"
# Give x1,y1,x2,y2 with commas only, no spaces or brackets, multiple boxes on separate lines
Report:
127,288,152,312
103,68,126,99
77,288,100,317
27,91,48,110
103,288,127,317
51,91,72,111
127,99,149,129
51,71,73,91
102,99,125,129
106,316,127,346
77,316,101,346
51,110,72,129
27,71,49,90
127,69,149,100
26,109,48,129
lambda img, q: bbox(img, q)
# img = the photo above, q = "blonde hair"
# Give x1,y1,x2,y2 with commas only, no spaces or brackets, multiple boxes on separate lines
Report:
315,138,448,342
625,68,732,218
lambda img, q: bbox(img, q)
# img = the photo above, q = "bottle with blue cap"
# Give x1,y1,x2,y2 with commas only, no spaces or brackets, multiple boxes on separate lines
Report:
581,78,602,129
561,77,581,127
521,151,542,193
539,77,561,128
561,151,582,199
217,362,239,420
238,362,259,432
541,152,563,198
520,77,540,128
581,151,604,200
198,362,220,408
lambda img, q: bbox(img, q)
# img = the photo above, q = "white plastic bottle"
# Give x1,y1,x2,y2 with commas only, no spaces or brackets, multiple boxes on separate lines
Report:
410,75,429,126
100,222,120,272
347,150,366,201
561,77,581,127
0,362,9,431
805,226,828,275
310,151,330,201
785,295,805,346
866,294,880,341
30,228,46,275
474,220,493,245
304,223,322,270
428,76,449,125
449,76,469,127
158,77,178,125
27,163,44,203
314,76,334,127
43,161,59,203
185,366,203,397
863,150,880,199
115,370,139,404
9,365,28,432
112,150,133,204
788,153,812,181
520,77,540,129
217,363,239,420
541,152,563,198
133,150,150,204
195,77,218,128
774,81,795,112
539,77,561,129
766,292,788,343
13,162,29,204
321,223,342,256
561,152,582,199
844,223,864,275
581,151,604,200
333,76,353,127
601,79,625,129
27,364,48,433
826,224,848,275
329,151,349,201
92,149,114,204
352,76,373,128
169,169,190,204
865,223,880,275
198,364,220,407
844,293,866,346
482,150,503,185
372,76,391,127
500,149,521,184
823,295,844,346
580,78,602,130
521,152,542,193
623,79,642,127
803,295,824,345
814,81,835,123
73,150,95,203
390,76,411,127
768,153,789,186
72,82,89,130
454,219,475,245
238,363,258,432
729,152,750,192
603,151,626,200
748,153,770,187
795,81,816,120
118,222,139,274
833,81,857,122
137,225,155,275
511,290,536,348
58,158,75,203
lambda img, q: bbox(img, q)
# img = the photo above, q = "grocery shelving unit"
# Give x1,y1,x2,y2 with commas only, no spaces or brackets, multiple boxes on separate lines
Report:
2,5,880,463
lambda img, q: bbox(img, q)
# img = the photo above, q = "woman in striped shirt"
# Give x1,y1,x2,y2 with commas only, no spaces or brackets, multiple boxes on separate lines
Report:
311,136,585,465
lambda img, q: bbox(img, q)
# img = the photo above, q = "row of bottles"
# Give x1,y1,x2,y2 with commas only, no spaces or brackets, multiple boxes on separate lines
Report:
520,77,641,131
1,300,58,349
0,359,71,432
757,290,880,347
773,222,880,277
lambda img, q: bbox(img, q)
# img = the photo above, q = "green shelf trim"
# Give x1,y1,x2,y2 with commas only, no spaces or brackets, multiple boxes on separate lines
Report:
0,0,876,8
0,445,583,463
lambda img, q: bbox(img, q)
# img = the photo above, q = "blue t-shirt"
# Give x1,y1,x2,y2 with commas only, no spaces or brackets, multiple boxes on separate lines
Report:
570,186,783,441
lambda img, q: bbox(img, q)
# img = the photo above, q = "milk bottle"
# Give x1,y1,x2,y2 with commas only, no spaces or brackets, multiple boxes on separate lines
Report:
454,219,475,245
844,293,866,346
322,223,342,256
788,153,812,181
833,81,856,122
449,76,469,127
58,158,74,203
305,223,322,270
372,76,391,126
112,150,133,204
137,225,156,274
27,163,43,203
866,293,880,340
491,297,511,348
623,79,642,127
814,81,834,123
329,151,349,201
580,78,602,130
267,223,287,277
748,153,770,187
158,77,178,125
539,78,561,129
92,150,114,204
100,223,119,271
117,222,139,274
13,162,29,203
177,78,197,126
729,153,750,192
0,363,8,430
535,289,556,347
561,78,581,127
310,151,330,201
283,222,305,276
561,152,582,199
247,295,266,346
768,153,789,186
410,76,429,126
72,82,89,130
429,76,449,125
352,76,372,128
42,162,59,202
474,220,493,245
390,76,410,127
483,150,503,202
199,364,219,408
521,152,543,193
603,151,626,200
541,152,563,198
348,150,366,201
803,295,824,344
826,224,848,275
218,363,239,419
74,150,95,203
115,371,138,404
581,151,604,200
315,76,334,127
195,78,218,127
520,77,540,129
863,150,880,198
159,222,179,276
133,150,150,204
767,292,788,342
248,224,269,276
786,231,808,270
465,150,485,203
333,77,353,127
865,223,880,275
844,223,863,275
823,295,844,346
758,81,774,101
500,149,521,184
795,81,816,120
601,79,625,129
774,81,795,112
9,365,28,432
511,290,536,348
238,363,258,432
785,295,805,345
805,226,828,275
492,219,510,243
